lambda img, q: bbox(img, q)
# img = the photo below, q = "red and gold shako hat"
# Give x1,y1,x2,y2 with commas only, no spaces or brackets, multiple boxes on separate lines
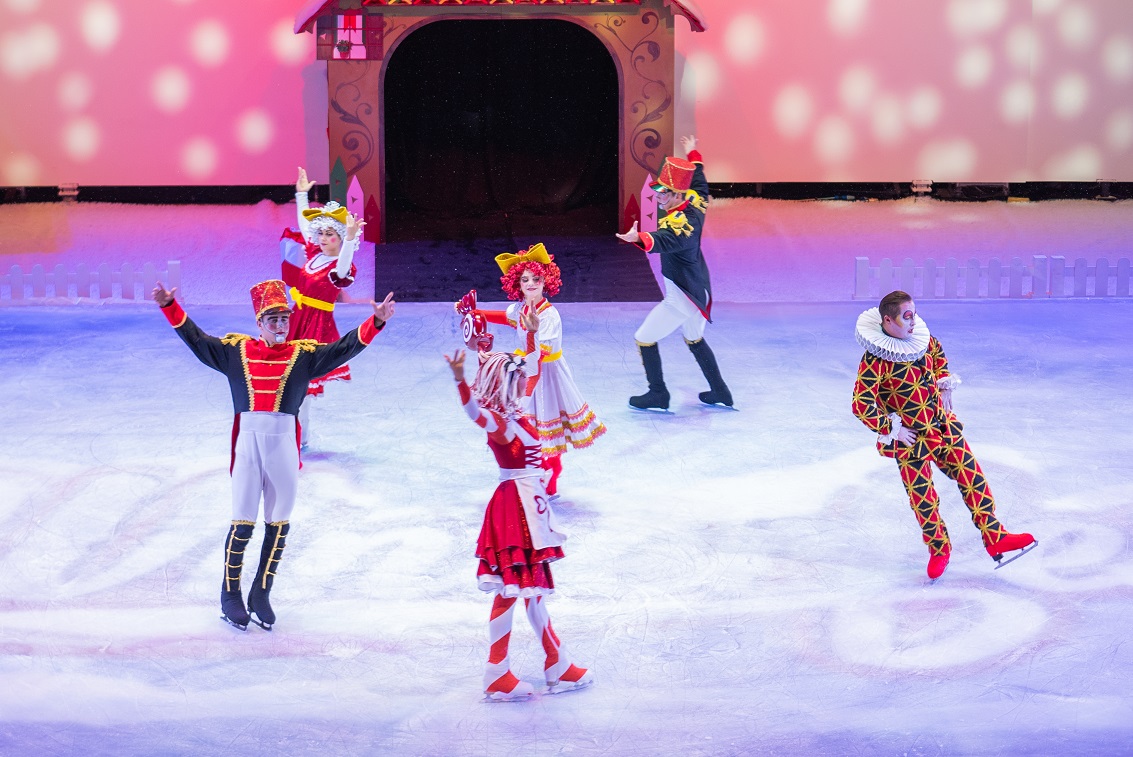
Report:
495,242,553,274
650,156,696,194
250,279,290,318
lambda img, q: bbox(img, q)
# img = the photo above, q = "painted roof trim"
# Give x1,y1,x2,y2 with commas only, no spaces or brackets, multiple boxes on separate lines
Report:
295,0,706,35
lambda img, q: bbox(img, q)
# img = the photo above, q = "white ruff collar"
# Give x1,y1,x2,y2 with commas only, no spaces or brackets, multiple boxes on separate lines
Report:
855,307,930,362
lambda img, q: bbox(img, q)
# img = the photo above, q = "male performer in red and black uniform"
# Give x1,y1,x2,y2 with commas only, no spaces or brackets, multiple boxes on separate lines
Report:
616,135,732,410
152,279,396,630
852,290,1036,580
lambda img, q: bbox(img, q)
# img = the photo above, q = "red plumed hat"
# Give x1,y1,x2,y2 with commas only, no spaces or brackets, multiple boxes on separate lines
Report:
650,156,696,194
250,279,290,318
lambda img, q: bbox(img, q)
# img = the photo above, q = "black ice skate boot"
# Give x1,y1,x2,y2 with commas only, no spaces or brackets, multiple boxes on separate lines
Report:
221,521,255,630
629,342,670,411
247,520,289,630
686,337,733,407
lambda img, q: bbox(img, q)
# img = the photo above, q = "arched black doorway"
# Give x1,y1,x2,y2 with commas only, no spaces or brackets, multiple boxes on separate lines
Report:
384,19,619,243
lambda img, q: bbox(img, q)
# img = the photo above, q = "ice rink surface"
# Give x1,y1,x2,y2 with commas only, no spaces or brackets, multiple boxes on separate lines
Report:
1,298,1131,755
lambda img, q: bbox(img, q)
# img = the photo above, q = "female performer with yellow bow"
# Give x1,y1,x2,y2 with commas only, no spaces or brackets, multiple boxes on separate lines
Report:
279,167,366,449
457,243,606,499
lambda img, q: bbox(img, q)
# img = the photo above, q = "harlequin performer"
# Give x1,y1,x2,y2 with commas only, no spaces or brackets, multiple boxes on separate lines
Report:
152,278,396,630
851,290,1037,580
455,243,606,498
443,346,593,701
280,167,364,448
615,135,732,411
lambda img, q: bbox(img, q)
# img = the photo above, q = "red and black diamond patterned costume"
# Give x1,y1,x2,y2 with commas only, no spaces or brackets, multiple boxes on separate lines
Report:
851,307,1034,577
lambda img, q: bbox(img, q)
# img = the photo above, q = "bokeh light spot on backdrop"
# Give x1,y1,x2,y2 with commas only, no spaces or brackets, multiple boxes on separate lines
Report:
3,152,40,185
814,115,855,165
190,20,230,68
1033,0,1065,16
1,23,60,80
1102,35,1133,82
1105,109,1133,152
946,0,1008,39
773,84,815,140
686,51,721,102
1057,4,1095,51
182,137,218,179
63,117,100,162
58,71,93,112
839,65,876,114
271,17,309,65
917,139,977,180
5,0,40,13
81,1,121,53
1051,72,1089,119
870,95,905,145
151,65,191,113
827,0,870,38
906,86,943,129
956,44,994,88
1005,24,1038,72
724,13,765,65
1000,79,1035,124
236,108,274,154
1043,143,1101,179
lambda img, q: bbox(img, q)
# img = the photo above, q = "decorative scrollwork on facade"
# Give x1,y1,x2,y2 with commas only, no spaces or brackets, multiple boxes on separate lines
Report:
331,64,377,175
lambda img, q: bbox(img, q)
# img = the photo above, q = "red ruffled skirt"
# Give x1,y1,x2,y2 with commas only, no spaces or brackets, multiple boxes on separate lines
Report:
476,480,564,597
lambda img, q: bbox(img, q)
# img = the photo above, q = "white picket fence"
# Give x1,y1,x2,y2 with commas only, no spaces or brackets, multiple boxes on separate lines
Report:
854,255,1133,299
1,261,181,302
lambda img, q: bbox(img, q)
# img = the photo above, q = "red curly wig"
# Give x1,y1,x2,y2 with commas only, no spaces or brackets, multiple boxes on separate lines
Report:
500,259,562,301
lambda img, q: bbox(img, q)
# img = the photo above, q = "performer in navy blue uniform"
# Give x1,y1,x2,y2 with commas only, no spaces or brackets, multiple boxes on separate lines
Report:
616,135,732,410
152,279,395,630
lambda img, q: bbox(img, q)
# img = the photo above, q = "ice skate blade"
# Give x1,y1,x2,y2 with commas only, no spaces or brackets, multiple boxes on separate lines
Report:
544,678,594,696
481,690,535,703
628,403,673,414
249,614,273,631
993,539,1038,569
220,614,248,632
699,403,738,411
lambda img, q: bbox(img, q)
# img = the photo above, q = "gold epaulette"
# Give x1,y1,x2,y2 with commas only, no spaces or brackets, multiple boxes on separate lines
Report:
686,190,708,212
289,339,320,353
221,333,253,346
659,211,694,237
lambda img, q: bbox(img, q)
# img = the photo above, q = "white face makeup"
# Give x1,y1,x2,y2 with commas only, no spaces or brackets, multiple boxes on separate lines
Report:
258,311,291,344
883,301,917,340
519,270,544,303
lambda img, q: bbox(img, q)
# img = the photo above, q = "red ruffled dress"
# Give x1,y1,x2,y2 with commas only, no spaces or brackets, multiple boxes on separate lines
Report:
475,416,565,597
280,229,357,397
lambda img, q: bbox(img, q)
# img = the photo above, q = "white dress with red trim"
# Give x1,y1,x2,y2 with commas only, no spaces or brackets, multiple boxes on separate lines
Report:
502,300,606,459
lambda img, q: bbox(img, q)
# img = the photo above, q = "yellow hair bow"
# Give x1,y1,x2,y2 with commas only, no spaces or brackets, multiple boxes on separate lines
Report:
301,205,349,225
495,242,552,274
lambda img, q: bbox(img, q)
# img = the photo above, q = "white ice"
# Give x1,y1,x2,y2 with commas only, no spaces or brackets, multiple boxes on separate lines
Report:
1,199,1132,755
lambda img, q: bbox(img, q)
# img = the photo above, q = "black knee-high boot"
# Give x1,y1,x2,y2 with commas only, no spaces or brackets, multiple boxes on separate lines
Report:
247,520,289,630
221,521,255,630
629,342,670,410
687,338,733,407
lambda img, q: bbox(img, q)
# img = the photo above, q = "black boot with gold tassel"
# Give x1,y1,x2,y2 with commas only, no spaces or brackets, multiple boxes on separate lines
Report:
221,521,255,630
247,520,289,631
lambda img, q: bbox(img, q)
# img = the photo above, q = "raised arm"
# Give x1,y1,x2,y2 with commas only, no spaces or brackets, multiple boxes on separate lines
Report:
295,167,315,241
151,281,234,373
444,350,503,433
307,292,395,377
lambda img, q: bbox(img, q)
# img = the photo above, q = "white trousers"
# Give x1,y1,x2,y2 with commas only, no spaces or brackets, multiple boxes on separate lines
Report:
230,411,299,523
634,277,708,344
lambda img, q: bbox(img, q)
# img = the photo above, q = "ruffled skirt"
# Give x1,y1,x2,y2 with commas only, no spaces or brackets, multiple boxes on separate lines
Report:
475,480,564,597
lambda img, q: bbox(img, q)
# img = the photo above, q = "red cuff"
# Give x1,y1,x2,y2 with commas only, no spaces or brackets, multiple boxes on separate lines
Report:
161,300,188,328
637,232,655,252
457,380,472,405
358,316,385,345
687,149,703,163
480,309,510,326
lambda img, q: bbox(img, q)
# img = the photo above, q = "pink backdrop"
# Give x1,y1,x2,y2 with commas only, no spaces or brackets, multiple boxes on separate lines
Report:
2,0,1131,185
